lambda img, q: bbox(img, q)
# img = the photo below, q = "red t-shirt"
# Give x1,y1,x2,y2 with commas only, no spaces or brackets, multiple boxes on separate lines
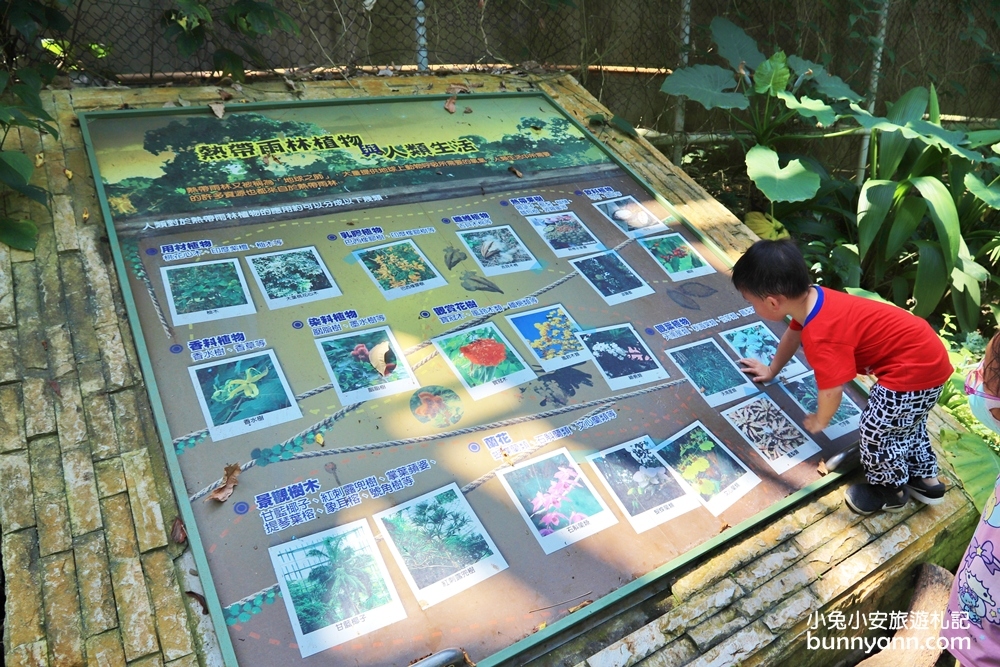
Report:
789,287,952,391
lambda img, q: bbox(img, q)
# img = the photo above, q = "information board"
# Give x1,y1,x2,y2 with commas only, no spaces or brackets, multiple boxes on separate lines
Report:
80,92,864,666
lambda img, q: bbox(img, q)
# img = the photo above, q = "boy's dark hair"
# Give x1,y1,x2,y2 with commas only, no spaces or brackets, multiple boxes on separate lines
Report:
731,239,811,298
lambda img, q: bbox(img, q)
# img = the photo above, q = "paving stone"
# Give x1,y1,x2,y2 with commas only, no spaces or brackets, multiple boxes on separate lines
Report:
102,495,159,661
736,562,820,618
660,578,743,639
762,587,821,633
74,530,118,637
58,252,103,363
793,504,864,554
78,359,107,396
0,382,25,452
0,451,36,532
95,457,128,497
34,223,65,327
43,147,70,196
63,446,103,535
13,261,47,370
35,496,72,557
55,380,89,450
46,322,76,379
2,529,45,647
40,551,85,666
0,241,13,326
128,654,165,667
0,327,19,383
96,323,132,391
684,621,774,667
5,640,49,667
165,655,200,667
811,522,915,605
76,225,118,330
122,450,168,552
84,631,126,667
52,194,79,252
588,619,668,667
71,88,123,109
688,606,751,651
142,549,195,661
23,377,56,437
631,638,698,667
734,540,802,590
29,435,64,496
85,393,120,461
802,520,872,574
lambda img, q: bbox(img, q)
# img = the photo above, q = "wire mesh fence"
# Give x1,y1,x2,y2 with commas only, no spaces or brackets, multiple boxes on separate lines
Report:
67,0,1000,157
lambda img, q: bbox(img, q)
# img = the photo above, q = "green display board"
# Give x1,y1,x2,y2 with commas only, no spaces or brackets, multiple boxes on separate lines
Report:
80,92,863,666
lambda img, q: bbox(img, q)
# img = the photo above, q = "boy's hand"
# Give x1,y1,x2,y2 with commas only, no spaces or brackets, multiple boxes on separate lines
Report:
803,413,828,433
738,358,775,383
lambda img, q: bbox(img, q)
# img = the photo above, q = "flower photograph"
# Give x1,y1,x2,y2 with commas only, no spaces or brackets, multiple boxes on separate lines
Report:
432,323,536,399
524,211,604,258
246,245,341,308
161,258,256,325
373,483,507,608
637,233,715,280
456,225,538,276
409,385,464,428
506,303,586,372
354,239,447,299
576,323,668,390
570,250,654,305
315,326,418,405
188,349,302,441
722,395,820,474
497,447,617,554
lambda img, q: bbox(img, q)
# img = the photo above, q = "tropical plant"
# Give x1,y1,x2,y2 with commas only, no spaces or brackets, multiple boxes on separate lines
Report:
660,17,863,211
0,0,73,250
659,426,744,501
250,249,332,298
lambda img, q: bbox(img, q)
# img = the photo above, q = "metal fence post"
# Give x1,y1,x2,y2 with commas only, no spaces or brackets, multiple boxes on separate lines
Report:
855,0,892,186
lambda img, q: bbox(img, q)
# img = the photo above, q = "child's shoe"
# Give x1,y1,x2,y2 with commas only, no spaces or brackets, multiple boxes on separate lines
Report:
905,478,945,505
845,483,909,515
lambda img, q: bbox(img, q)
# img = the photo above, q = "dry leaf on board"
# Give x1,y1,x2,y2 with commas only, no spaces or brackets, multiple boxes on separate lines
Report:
817,459,829,476
171,517,187,544
446,84,470,94
218,89,234,101
34,153,43,167
209,102,225,119
186,591,209,615
368,340,397,377
63,168,73,180
82,208,90,224
566,600,593,613
464,107,473,114
205,463,241,502
444,96,457,114
508,166,523,178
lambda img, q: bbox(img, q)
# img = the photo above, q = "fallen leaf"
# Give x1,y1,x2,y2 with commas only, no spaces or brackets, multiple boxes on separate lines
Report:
205,463,241,502
209,102,225,119
171,517,187,544
218,89,234,101
46,380,61,397
508,165,523,178
232,82,243,93
463,107,473,114
63,168,73,180
567,600,593,613
315,433,324,446
444,96,457,114
34,153,43,168
666,289,699,310
817,459,829,476
283,78,297,90
446,84,470,94
534,622,547,632
82,208,89,224
186,591,209,615
177,97,191,107
718,522,731,533
677,282,717,298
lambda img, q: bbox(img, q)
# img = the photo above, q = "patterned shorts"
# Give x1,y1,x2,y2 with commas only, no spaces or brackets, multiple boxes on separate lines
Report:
858,383,943,487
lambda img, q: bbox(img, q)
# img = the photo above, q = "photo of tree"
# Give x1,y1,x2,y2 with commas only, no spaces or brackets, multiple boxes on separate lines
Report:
374,484,508,607
666,339,758,407
316,326,418,405
269,520,406,657
570,251,654,305
506,304,586,372
246,246,340,308
160,258,255,325
524,211,604,258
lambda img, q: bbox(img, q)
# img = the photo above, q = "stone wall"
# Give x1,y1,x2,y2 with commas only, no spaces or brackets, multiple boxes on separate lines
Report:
0,72,980,667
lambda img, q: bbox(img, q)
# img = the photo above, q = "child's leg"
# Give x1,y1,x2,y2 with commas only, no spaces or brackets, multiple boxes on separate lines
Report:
859,385,941,485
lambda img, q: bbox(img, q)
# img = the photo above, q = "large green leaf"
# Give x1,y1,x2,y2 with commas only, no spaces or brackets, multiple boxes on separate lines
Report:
753,52,790,95
0,218,38,251
951,266,982,331
965,172,1000,209
775,91,837,127
884,196,926,260
911,176,960,273
941,430,1000,513
912,240,947,317
745,145,820,203
830,244,861,287
957,255,991,283
786,55,862,102
710,17,765,71
844,286,893,304
852,105,989,165
965,129,1000,149
0,150,33,187
856,180,895,259
660,65,749,110
878,87,928,178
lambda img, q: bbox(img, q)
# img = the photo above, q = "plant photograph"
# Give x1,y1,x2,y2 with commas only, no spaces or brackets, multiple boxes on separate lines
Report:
270,520,405,655
457,225,537,275
376,484,506,604
781,372,862,439
433,323,535,399
525,212,603,257
638,233,714,280
656,424,751,507
191,351,297,432
161,258,255,325
667,339,756,406
578,325,663,381
409,386,464,428
719,323,807,379
355,240,445,297
316,326,416,404
592,195,667,236
247,246,339,307
722,395,819,473
590,438,687,516
507,304,585,371
570,251,653,305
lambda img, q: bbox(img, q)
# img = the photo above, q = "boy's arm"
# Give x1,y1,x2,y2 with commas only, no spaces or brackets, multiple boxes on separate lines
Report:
803,385,843,433
739,326,802,383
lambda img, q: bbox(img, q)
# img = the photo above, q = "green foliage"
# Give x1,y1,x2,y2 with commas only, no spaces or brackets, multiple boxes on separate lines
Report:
193,354,291,426
167,262,248,313
249,249,331,298
658,426,743,500
940,429,1000,513
162,0,298,81
0,0,73,250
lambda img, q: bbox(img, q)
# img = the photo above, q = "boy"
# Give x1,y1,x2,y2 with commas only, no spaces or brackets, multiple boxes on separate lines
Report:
730,239,953,515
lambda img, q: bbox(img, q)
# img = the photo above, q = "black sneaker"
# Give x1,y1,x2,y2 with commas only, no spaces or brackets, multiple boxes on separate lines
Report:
905,478,945,505
845,483,909,515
